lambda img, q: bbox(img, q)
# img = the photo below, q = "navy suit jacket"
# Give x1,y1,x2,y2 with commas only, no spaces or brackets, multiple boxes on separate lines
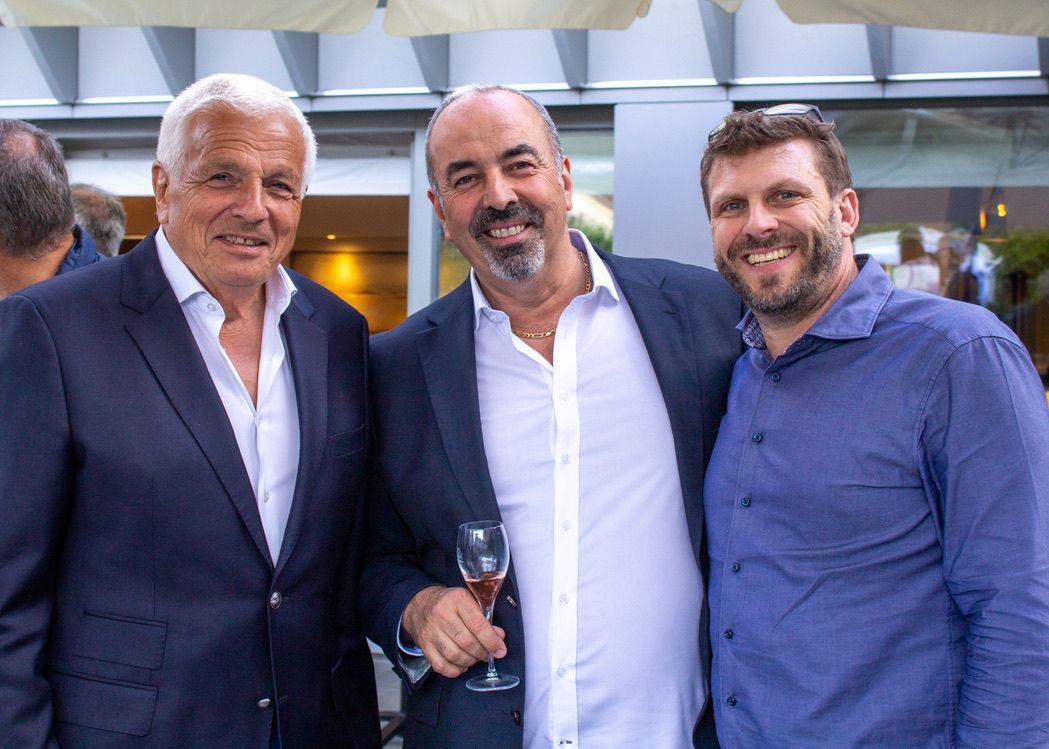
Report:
0,234,380,748
361,247,741,748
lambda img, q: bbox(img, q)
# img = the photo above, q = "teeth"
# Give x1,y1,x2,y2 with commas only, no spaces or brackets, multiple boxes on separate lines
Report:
222,235,264,246
747,247,791,265
488,224,526,239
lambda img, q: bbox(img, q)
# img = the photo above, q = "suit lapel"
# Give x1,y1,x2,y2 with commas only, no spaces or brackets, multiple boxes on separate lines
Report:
273,292,326,575
121,236,272,565
416,284,503,524
605,254,708,565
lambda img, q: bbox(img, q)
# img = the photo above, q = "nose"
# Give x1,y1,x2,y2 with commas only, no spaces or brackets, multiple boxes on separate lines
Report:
743,202,778,238
232,180,267,223
483,170,517,210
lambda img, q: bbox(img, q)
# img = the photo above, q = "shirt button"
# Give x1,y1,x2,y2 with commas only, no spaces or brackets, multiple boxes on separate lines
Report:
557,666,567,678
731,562,741,572
724,628,734,639
740,497,752,508
561,453,571,464
561,521,571,532
263,490,270,503
257,698,272,709
557,740,573,746
559,593,568,604
770,372,781,382
269,591,282,609
726,696,737,707
751,433,763,443
207,302,217,312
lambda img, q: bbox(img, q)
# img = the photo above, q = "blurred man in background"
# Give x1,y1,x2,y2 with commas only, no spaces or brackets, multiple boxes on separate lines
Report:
72,181,127,257
0,119,101,299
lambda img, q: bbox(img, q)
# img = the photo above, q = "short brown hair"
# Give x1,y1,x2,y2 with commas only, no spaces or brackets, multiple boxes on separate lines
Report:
700,109,852,215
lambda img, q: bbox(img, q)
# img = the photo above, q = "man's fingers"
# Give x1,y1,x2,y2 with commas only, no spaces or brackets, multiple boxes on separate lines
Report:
403,586,507,673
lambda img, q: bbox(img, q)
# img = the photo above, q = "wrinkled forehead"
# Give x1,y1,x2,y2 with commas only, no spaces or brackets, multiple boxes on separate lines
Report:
710,139,826,192
431,91,552,161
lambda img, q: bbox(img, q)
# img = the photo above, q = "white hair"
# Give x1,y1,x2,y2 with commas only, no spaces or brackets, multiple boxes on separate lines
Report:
156,73,317,197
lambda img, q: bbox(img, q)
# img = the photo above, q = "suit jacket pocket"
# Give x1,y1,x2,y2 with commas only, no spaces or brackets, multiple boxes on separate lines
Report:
50,670,157,736
74,610,167,670
327,425,365,459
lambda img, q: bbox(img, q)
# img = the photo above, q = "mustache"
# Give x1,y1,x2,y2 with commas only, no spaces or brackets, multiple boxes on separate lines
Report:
469,202,543,238
729,231,803,259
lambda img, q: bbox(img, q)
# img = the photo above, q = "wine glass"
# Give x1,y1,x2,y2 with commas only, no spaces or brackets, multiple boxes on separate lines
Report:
456,520,520,691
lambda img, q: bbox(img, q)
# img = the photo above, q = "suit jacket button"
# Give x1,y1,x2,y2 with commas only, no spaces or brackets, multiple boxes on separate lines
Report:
511,709,522,725
269,591,282,609
257,698,272,709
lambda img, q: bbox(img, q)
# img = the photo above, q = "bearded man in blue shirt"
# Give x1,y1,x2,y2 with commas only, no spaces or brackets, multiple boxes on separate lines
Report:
700,104,1049,748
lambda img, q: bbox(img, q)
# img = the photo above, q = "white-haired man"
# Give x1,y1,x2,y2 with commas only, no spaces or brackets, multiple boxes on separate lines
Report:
0,73,380,748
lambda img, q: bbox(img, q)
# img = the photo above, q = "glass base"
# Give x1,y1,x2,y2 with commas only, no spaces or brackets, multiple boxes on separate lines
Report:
465,673,520,692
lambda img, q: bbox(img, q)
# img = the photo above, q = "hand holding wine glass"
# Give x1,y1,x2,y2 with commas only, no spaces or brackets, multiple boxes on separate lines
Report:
456,520,520,691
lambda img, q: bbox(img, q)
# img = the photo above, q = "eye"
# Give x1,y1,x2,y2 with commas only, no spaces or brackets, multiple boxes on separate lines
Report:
718,200,744,215
776,190,798,201
208,172,232,183
452,174,476,189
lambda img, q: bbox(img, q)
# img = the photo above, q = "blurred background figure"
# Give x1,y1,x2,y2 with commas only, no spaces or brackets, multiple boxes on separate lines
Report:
890,225,939,294
0,118,101,299
71,182,127,257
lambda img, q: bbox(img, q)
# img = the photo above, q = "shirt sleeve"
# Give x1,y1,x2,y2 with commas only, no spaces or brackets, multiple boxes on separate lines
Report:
920,334,1049,747
395,612,432,685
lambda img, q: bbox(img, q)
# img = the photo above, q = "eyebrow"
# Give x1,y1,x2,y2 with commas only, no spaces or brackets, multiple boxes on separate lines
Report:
502,143,541,161
442,143,545,185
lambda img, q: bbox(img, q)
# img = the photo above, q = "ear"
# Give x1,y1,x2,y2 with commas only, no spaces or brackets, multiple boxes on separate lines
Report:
560,156,573,213
836,188,860,238
152,162,170,225
428,189,452,240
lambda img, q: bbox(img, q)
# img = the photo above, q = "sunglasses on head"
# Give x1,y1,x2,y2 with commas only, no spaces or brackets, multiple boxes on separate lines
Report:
707,103,825,142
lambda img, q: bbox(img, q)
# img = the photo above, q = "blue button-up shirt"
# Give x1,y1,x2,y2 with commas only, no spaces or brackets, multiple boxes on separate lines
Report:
705,255,1049,748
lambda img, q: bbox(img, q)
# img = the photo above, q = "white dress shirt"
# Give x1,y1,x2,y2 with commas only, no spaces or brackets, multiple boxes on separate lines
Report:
156,228,300,564
472,231,705,748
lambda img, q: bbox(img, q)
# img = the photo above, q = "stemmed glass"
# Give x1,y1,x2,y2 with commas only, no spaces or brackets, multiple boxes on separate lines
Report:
456,520,520,691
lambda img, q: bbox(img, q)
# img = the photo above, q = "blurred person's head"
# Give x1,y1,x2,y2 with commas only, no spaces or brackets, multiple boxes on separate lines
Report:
0,119,74,259
71,183,126,257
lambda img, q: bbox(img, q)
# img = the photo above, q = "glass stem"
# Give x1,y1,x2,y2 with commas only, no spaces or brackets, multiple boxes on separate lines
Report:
483,605,498,679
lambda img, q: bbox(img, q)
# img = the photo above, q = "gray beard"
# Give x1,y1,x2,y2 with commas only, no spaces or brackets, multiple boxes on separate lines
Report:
715,213,845,327
480,235,546,282
469,201,546,282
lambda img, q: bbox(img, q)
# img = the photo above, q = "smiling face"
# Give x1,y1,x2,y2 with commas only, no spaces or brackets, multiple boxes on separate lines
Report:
707,138,859,328
152,105,305,306
426,90,572,284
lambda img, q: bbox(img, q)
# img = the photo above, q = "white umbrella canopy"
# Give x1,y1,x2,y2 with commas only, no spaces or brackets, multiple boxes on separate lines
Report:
0,0,651,34
710,0,1049,37
384,0,651,35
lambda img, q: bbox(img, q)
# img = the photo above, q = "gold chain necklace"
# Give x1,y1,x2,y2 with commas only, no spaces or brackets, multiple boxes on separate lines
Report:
511,250,593,340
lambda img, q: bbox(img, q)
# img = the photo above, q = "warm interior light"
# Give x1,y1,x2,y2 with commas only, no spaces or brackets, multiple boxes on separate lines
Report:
979,209,987,231
996,203,1007,218
326,234,336,240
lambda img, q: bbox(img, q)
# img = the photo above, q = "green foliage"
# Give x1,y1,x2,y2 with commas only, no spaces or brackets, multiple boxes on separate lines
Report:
994,230,1049,279
568,215,613,252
